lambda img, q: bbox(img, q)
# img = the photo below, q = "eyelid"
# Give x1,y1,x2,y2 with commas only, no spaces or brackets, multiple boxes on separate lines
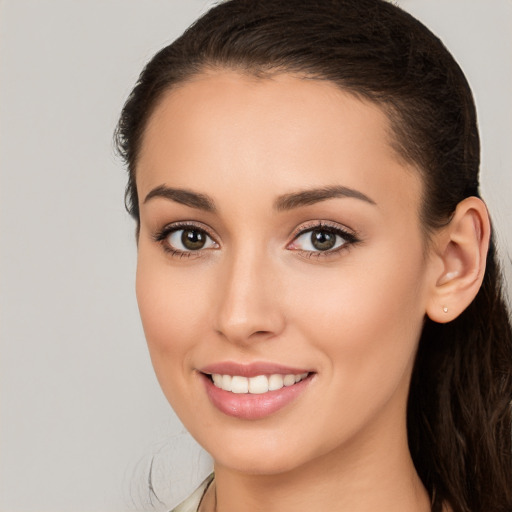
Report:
153,220,218,240
289,220,357,240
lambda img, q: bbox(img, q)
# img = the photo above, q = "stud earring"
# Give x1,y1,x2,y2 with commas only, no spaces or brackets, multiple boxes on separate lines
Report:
443,306,448,313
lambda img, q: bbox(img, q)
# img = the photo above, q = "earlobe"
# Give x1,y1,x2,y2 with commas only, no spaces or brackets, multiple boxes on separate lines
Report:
426,197,490,323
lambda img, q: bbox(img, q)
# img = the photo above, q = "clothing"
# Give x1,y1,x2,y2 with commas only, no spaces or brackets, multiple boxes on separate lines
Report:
170,474,214,512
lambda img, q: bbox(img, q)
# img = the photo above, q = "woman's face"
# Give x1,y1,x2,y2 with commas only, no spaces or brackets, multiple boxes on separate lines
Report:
135,71,436,475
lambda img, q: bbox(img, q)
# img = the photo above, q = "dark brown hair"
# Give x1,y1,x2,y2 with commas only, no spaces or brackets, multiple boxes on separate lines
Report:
115,1,512,510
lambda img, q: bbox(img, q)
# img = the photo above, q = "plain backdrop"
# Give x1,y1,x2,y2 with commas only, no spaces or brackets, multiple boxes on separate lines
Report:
0,1,510,511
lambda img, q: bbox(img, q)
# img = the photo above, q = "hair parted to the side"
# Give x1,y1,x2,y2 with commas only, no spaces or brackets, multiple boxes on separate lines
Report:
115,1,512,511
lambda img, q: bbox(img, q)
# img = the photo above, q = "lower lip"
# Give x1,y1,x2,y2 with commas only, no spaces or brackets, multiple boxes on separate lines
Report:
201,373,313,420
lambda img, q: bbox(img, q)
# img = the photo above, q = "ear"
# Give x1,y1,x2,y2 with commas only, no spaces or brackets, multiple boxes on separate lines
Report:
426,197,491,323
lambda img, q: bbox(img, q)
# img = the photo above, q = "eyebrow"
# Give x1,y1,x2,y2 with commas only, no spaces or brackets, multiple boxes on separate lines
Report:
144,185,216,212
274,185,376,211
143,184,376,213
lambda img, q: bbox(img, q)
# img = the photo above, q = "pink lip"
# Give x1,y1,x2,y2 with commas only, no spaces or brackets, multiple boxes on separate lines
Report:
198,362,314,420
199,361,311,378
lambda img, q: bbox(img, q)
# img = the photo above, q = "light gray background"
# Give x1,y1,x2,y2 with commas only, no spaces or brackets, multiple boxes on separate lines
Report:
1,1,510,511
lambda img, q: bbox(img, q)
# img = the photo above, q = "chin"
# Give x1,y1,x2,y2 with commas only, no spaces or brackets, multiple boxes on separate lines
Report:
196,425,335,477
214,449,308,476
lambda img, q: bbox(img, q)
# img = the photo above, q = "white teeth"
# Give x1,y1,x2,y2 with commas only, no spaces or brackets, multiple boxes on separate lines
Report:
231,375,249,394
248,375,269,394
268,374,284,391
210,372,309,394
283,374,296,386
221,374,232,392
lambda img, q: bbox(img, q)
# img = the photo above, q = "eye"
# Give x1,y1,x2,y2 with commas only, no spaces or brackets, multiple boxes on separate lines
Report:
288,223,358,255
154,223,218,255
168,227,217,251
292,228,345,251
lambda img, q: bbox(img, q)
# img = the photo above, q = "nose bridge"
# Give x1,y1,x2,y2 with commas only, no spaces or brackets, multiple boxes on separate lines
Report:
214,241,284,343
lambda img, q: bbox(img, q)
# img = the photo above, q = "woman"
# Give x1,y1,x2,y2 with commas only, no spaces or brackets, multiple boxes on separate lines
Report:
115,0,512,511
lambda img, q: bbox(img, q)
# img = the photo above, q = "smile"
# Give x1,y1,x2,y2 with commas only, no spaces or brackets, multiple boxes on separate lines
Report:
210,372,309,394
199,364,314,420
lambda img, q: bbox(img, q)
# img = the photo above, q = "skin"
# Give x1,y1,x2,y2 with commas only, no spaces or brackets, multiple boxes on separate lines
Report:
134,71,481,511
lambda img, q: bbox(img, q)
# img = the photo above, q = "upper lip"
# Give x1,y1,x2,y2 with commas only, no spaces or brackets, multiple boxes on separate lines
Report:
199,361,312,378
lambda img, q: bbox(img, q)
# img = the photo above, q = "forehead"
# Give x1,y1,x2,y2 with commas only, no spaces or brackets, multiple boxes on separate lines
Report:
137,71,421,217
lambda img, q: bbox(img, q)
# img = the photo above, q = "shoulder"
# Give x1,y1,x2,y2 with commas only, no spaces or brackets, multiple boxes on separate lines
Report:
170,474,215,512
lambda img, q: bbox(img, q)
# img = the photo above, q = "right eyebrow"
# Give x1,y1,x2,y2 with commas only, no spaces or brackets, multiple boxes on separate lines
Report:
143,185,217,213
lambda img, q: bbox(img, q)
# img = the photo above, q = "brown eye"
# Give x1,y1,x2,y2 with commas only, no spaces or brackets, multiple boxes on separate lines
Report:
289,224,356,255
163,226,218,253
311,229,336,251
181,229,207,250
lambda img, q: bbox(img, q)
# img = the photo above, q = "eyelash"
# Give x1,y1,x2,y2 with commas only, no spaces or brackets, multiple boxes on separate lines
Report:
288,221,359,259
152,221,359,259
153,221,218,259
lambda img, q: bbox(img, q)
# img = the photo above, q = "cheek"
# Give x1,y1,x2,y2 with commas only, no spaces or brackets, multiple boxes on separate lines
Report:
135,253,222,428
135,250,211,384
287,243,428,401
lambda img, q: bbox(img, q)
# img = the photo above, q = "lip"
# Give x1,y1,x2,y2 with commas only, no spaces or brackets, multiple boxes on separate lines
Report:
199,361,312,378
198,361,314,420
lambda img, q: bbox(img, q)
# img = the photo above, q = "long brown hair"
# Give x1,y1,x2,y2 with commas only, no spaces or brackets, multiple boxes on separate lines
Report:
115,1,512,510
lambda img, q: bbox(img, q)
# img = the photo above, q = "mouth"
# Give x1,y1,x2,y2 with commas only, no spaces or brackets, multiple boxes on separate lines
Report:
206,372,310,394
198,363,314,420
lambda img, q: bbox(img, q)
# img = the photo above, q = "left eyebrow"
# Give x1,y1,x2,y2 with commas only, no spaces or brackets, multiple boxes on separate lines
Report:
274,185,376,211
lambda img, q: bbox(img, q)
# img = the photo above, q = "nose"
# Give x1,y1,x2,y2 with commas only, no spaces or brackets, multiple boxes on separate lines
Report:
213,247,286,345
